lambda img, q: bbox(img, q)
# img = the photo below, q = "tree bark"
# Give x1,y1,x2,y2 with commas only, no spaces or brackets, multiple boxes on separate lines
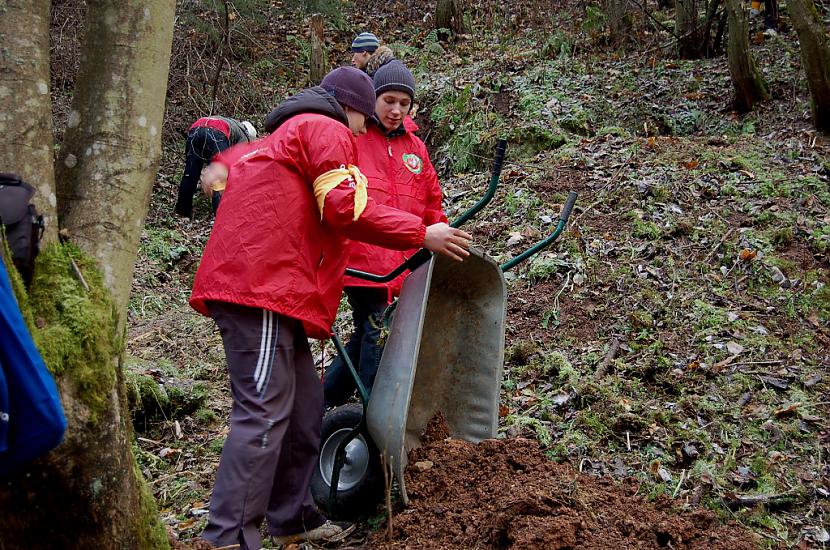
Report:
726,0,769,112
607,0,633,45
436,0,468,37
56,0,176,318
0,0,176,548
676,0,701,58
309,13,326,85
0,0,58,243
788,0,830,132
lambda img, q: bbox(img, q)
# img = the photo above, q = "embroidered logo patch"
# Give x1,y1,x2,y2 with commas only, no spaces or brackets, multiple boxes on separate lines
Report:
402,153,423,174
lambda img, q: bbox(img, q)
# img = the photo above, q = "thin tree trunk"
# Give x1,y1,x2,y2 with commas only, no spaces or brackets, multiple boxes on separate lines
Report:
56,0,176,319
309,13,326,85
676,0,701,58
788,0,830,132
763,0,779,30
726,0,769,112
436,0,468,37
607,0,633,45
0,0,58,243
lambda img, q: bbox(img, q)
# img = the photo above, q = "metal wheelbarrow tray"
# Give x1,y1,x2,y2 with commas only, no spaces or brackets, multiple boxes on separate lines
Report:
367,248,505,505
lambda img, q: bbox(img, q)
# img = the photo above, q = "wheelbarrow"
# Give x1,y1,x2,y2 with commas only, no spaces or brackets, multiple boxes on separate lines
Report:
310,140,578,518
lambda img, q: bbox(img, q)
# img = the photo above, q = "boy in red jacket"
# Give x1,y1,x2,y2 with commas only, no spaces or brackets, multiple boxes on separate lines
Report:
322,61,447,409
190,67,471,550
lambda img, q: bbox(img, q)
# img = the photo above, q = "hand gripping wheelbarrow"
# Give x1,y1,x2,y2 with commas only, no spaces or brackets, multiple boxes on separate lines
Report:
311,140,578,518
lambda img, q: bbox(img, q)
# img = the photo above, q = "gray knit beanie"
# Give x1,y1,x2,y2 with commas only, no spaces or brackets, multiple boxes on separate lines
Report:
320,66,377,119
373,61,416,101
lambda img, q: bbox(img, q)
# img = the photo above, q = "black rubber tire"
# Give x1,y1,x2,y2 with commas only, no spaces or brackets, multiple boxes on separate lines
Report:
311,403,384,520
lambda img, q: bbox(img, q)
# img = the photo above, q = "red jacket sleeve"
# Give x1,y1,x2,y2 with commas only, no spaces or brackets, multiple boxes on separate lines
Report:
212,139,263,168
323,184,426,250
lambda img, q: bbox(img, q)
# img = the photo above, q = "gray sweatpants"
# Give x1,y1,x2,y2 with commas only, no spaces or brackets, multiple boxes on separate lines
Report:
202,302,325,550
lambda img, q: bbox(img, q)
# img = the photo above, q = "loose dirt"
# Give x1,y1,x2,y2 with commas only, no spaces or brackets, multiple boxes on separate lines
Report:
369,416,759,549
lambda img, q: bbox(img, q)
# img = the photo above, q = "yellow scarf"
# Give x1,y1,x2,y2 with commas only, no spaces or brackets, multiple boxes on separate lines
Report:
313,165,368,221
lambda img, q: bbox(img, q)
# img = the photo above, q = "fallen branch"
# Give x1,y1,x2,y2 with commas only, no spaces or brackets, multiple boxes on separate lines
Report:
594,338,621,380
722,492,801,510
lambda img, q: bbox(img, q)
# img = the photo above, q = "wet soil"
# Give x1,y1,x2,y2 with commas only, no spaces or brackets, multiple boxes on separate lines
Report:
369,417,759,549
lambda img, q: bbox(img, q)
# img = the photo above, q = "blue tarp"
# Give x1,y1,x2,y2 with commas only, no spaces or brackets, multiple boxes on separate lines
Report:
0,258,66,475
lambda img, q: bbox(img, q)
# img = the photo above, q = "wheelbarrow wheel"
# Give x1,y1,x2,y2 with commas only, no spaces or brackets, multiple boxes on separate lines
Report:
311,403,384,520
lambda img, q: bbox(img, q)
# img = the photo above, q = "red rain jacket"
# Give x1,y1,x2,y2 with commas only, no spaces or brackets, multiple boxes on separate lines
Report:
343,117,447,297
189,110,427,339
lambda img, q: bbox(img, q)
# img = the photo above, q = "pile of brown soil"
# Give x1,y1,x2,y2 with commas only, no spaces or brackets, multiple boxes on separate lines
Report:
372,422,758,549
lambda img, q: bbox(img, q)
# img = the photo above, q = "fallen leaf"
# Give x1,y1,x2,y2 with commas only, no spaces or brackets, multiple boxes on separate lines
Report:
774,402,801,418
683,160,699,170
552,393,571,407
176,518,197,530
649,459,661,474
739,248,757,261
726,341,744,355
506,232,523,246
713,355,735,370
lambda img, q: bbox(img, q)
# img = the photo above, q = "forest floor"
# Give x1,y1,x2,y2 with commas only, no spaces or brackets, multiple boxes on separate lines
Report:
74,0,830,547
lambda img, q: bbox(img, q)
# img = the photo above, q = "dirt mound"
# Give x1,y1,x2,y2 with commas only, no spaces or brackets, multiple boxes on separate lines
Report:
373,435,758,549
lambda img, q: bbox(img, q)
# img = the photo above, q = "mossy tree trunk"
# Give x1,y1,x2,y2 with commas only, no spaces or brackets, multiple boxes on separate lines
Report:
0,0,58,243
726,0,769,113
0,1,175,549
788,0,830,132
436,0,468,37
676,0,701,58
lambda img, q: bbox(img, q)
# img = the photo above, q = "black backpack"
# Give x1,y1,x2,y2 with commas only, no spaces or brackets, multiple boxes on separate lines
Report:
0,173,44,287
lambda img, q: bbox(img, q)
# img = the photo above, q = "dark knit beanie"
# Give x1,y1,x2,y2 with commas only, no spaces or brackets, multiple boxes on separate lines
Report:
320,67,377,119
351,32,380,53
373,61,416,101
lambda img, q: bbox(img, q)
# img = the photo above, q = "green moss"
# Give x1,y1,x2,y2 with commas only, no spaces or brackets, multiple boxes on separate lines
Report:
126,370,171,417
504,414,553,446
633,220,662,240
508,125,568,157
194,407,218,425
25,243,119,424
134,460,171,549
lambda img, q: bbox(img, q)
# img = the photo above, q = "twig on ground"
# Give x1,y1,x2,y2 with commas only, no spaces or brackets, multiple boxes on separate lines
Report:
594,337,621,380
702,228,734,264
672,469,686,498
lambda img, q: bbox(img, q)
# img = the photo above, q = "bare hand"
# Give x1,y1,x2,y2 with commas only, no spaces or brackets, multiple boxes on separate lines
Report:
200,163,228,197
423,223,472,261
